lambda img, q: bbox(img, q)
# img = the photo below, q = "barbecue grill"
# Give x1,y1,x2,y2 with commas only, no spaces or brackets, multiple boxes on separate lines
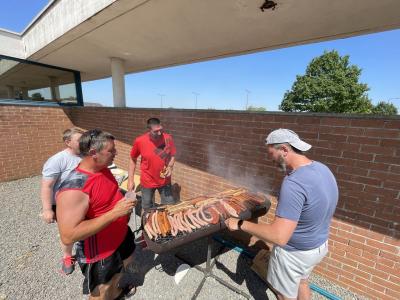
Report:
142,199,270,253
140,189,272,300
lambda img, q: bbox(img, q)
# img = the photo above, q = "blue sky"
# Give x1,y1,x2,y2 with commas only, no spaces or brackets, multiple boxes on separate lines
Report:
1,1,399,110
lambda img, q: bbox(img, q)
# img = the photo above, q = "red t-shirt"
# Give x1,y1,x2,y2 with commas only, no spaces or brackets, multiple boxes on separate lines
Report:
130,132,176,188
57,166,128,263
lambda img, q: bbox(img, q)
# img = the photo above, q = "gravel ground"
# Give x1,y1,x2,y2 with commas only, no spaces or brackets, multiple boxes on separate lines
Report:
0,176,367,300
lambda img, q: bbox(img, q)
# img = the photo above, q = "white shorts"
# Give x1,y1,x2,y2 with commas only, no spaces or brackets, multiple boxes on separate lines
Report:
266,241,328,299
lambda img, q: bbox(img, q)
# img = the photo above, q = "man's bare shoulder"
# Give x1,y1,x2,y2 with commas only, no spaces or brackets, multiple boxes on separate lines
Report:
58,189,88,203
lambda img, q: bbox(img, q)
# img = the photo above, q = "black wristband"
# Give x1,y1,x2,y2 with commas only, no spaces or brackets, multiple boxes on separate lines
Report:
238,219,244,230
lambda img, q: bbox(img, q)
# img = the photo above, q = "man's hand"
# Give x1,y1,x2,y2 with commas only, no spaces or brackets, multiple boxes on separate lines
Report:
248,236,260,247
127,182,136,192
42,209,55,224
110,199,136,220
225,218,240,231
164,166,173,178
41,178,56,223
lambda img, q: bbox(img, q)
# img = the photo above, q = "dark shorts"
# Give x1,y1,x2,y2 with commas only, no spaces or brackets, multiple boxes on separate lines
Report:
77,227,136,294
141,184,177,210
51,205,57,220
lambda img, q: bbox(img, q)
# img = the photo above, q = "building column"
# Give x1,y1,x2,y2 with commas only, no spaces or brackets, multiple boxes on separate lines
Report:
49,76,60,101
110,57,126,107
6,85,15,99
21,87,29,99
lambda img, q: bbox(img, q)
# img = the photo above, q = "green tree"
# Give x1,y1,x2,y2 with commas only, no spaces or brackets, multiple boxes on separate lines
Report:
247,105,267,111
280,50,373,113
372,101,398,115
31,92,44,100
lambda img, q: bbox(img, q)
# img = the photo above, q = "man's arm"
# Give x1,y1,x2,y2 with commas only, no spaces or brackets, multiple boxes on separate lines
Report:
225,216,297,247
165,156,175,177
164,134,176,178
128,139,140,192
40,178,56,223
168,156,175,167
128,156,137,191
57,190,136,245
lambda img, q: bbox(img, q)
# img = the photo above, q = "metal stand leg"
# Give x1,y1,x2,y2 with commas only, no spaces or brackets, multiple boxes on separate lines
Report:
132,207,138,231
175,236,251,300
131,204,147,246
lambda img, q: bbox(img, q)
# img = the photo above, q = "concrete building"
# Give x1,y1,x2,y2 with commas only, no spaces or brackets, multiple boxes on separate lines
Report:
1,0,400,106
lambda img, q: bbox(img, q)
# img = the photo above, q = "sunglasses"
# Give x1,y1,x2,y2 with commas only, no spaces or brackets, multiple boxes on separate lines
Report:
87,129,101,149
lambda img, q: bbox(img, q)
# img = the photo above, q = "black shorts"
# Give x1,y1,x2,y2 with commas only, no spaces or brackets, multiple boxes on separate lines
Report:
51,205,57,220
78,227,136,294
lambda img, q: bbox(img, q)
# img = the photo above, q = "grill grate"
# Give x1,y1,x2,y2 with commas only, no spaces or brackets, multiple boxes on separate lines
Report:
142,188,271,253
153,225,212,244
147,204,267,244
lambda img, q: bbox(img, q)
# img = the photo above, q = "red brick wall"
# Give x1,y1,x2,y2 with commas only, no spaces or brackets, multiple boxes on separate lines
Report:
1,105,399,298
64,107,399,299
0,105,73,182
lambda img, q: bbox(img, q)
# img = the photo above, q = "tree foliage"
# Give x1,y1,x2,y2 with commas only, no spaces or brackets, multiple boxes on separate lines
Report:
280,50,374,114
31,92,44,100
372,101,398,115
247,105,267,111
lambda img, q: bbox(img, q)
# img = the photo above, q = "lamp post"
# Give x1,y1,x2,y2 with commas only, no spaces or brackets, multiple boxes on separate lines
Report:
157,93,165,108
192,92,199,109
245,89,251,110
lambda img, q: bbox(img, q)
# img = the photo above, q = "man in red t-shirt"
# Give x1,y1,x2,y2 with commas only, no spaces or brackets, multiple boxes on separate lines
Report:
57,129,138,299
128,118,177,210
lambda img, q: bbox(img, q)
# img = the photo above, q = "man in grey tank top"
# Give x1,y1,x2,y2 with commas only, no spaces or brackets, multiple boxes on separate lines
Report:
225,129,338,299
41,128,82,275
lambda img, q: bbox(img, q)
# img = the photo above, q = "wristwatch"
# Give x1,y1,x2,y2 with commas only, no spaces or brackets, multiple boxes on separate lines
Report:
237,219,244,230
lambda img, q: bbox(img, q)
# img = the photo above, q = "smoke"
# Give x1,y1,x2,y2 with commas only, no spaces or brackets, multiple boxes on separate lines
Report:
206,143,271,193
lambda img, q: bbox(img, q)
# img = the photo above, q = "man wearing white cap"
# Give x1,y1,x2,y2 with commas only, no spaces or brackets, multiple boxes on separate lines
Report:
225,128,338,300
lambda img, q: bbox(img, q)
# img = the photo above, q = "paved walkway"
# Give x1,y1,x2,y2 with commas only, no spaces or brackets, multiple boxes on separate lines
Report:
0,177,365,300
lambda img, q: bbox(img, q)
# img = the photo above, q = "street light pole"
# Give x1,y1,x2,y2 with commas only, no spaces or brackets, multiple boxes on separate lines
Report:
245,89,251,110
157,93,165,108
192,92,199,109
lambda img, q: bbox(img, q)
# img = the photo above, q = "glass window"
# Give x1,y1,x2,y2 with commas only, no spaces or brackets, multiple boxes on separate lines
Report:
0,55,82,105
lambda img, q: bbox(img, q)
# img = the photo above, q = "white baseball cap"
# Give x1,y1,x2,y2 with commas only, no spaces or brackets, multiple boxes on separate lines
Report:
265,128,312,152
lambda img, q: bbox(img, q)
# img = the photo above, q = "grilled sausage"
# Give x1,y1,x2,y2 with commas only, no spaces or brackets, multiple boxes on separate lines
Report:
190,196,208,205
158,211,167,237
203,207,220,224
230,198,248,210
213,202,229,219
152,211,160,237
144,223,154,240
187,209,203,228
163,211,171,234
195,207,209,226
226,201,243,214
173,213,184,233
145,212,157,238
167,214,177,236
183,211,197,230
178,211,192,232
144,213,155,239
221,201,239,217
200,206,213,223
247,198,264,206
155,211,162,236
